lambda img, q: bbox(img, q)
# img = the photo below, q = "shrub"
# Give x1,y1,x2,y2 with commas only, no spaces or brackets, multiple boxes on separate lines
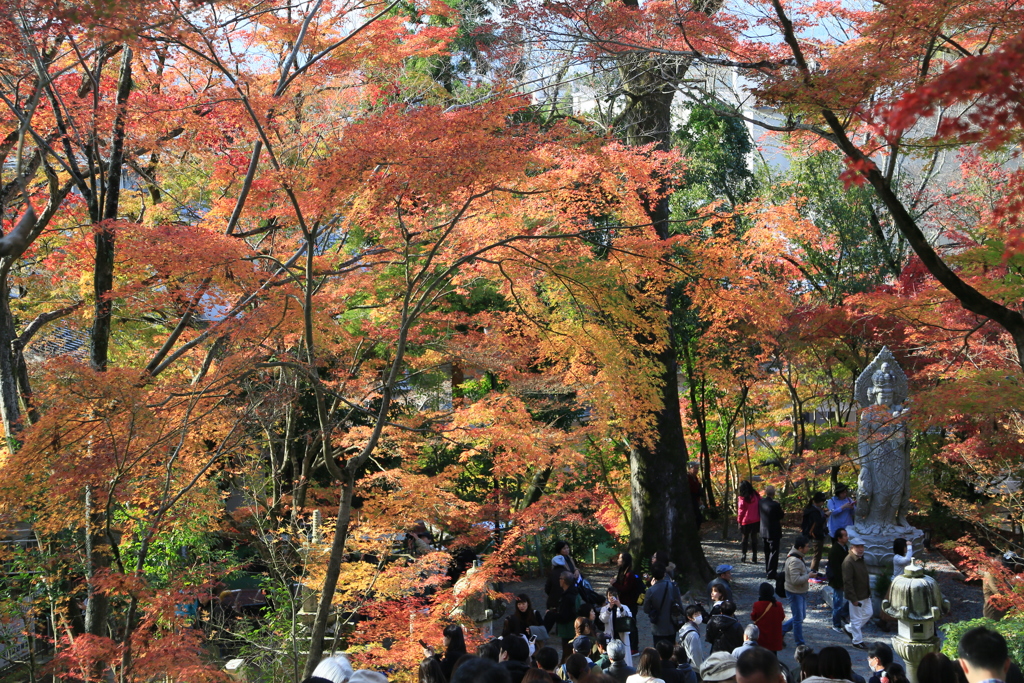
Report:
940,617,1024,667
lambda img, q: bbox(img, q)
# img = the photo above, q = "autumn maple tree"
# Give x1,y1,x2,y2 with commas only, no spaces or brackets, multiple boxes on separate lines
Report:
0,0,705,678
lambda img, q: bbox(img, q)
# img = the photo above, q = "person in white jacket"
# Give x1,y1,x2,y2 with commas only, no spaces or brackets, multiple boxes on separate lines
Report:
677,605,706,673
601,588,634,666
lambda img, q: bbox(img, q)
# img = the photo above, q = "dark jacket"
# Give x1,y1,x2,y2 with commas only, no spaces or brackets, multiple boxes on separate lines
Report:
612,570,646,608
438,648,465,681
760,496,783,540
843,552,871,602
607,660,637,683
644,578,682,637
706,614,744,653
801,504,827,541
544,567,565,610
827,542,849,590
556,585,581,638
660,660,688,683
503,609,543,637
501,660,531,683
676,660,699,683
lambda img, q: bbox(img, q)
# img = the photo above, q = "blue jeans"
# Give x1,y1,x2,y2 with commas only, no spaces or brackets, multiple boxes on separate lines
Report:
782,591,806,645
831,587,849,628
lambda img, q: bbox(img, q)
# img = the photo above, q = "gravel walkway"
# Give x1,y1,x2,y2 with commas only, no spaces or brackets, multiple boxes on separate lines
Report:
493,531,982,679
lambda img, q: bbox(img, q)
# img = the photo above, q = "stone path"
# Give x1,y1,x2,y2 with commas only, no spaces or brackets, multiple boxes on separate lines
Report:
492,534,982,680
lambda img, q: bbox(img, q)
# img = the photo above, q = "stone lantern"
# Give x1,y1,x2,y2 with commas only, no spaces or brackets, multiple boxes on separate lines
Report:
882,563,950,683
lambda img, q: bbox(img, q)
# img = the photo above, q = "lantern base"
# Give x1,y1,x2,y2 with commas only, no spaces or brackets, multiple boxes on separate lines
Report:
890,634,940,683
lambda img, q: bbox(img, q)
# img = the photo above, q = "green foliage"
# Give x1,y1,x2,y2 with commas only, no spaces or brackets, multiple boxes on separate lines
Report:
758,151,905,301
941,617,1024,667
114,506,228,589
671,102,756,219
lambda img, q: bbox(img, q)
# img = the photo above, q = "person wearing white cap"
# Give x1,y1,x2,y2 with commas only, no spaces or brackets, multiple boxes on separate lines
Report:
545,552,570,612
842,536,872,648
349,672,388,683
304,654,353,683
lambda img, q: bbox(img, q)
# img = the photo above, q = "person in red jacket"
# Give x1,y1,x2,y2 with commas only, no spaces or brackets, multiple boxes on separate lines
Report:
737,481,762,564
750,582,785,654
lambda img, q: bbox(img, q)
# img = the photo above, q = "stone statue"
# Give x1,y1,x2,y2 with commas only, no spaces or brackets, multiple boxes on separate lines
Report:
850,347,923,577
855,359,911,529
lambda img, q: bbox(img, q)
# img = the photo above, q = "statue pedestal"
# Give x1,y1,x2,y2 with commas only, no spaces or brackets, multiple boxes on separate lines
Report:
849,522,925,577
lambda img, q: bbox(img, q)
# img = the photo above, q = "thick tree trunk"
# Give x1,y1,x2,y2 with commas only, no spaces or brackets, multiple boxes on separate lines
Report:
628,345,711,587
618,51,712,585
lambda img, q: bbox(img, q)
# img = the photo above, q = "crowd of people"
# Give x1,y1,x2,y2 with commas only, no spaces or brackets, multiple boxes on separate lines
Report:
298,480,1020,683
298,625,1019,683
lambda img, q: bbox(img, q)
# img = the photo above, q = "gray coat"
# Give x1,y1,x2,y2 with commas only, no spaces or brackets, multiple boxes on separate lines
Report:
644,578,682,637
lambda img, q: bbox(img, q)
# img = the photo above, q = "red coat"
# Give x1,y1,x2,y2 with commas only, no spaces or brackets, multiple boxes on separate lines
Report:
751,599,785,652
611,571,645,609
738,492,761,526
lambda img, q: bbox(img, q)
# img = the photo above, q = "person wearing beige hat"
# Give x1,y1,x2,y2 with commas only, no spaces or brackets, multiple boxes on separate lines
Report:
700,652,738,683
842,536,872,648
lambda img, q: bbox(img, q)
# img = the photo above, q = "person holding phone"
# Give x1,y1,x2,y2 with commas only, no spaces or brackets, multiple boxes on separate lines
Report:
420,624,466,680
503,593,543,639
600,588,634,667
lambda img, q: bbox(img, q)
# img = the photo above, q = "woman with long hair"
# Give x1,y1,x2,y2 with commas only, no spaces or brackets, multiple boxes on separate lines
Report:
503,593,542,638
750,581,784,653
627,647,665,683
437,624,466,680
810,646,853,683
523,669,555,683
738,481,762,564
611,551,643,655
418,657,447,683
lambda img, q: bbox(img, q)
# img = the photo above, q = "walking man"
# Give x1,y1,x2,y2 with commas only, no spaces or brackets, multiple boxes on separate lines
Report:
843,535,872,649
760,486,784,579
781,536,813,647
827,527,849,633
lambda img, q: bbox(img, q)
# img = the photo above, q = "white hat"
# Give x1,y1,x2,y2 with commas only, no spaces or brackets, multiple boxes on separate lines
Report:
312,655,353,683
551,554,567,567
349,672,388,683
848,536,866,546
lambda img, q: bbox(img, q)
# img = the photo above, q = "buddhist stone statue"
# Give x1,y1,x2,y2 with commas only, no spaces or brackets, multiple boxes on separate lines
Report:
850,347,924,576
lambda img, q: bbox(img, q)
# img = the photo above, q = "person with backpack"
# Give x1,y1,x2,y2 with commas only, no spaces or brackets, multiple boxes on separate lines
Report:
644,563,683,649
677,605,707,673
706,600,744,654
